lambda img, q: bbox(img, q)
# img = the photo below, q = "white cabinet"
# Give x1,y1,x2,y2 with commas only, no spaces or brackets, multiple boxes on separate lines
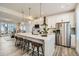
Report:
70,19,75,27
70,12,75,27
71,34,76,48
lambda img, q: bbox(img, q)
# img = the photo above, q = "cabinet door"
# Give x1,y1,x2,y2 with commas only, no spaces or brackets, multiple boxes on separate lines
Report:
71,35,76,48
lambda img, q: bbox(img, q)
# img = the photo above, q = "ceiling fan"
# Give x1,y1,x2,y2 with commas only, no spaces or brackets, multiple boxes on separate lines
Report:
26,8,38,21
22,3,42,21
21,7,38,22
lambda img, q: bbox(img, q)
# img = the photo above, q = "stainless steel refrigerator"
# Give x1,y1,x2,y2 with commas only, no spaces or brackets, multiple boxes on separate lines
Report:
55,22,71,47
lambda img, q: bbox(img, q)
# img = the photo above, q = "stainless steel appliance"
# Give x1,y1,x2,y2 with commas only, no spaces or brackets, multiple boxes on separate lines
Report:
55,22,71,47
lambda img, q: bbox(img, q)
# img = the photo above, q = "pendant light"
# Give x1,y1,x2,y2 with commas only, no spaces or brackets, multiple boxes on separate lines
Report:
29,8,31,17
28,7,33,20
21,9,25,24
40,3,48,36
40,3,47,26
21,8,25,22
40,3,42,18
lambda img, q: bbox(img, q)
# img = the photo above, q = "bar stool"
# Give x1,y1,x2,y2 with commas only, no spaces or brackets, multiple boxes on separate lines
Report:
22,39,32,53
15,36,18,46
15,36,20,47
32,42,44,56
26,40,32,53
22,39,28,51
19,37,24,49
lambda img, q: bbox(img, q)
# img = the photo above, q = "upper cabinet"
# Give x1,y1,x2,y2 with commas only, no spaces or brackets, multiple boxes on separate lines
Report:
32,12,75,29
47,12,75,28
70,12,76,28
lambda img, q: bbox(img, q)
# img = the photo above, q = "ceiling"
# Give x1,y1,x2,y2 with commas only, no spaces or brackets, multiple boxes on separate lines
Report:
0,3,77,23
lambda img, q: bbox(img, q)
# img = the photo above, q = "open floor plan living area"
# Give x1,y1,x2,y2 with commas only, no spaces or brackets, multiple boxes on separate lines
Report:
0,3,79,56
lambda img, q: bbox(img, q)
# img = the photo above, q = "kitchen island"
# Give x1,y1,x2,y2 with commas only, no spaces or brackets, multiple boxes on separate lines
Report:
15,33,55,56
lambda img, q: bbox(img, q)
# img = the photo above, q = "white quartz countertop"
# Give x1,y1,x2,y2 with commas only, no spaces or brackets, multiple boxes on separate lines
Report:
15,33,55,41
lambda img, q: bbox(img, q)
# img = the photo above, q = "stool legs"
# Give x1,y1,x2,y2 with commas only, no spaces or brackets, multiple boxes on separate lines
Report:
37,47,39,56
41,46,44,56
27,42,30,52
32,45,35,56
32,46,43,56
32,43,44,56
15,39,17,46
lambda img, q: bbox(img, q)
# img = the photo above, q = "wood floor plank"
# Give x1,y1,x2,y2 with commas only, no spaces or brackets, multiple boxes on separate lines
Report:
53,45,78,56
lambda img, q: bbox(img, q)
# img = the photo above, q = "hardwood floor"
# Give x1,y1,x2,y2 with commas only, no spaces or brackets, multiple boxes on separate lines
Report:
53,45,78,56
0,36,78,56
0,36,26,56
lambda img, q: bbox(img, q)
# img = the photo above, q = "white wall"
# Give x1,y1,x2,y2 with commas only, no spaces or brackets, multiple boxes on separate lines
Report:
76,4,79,54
